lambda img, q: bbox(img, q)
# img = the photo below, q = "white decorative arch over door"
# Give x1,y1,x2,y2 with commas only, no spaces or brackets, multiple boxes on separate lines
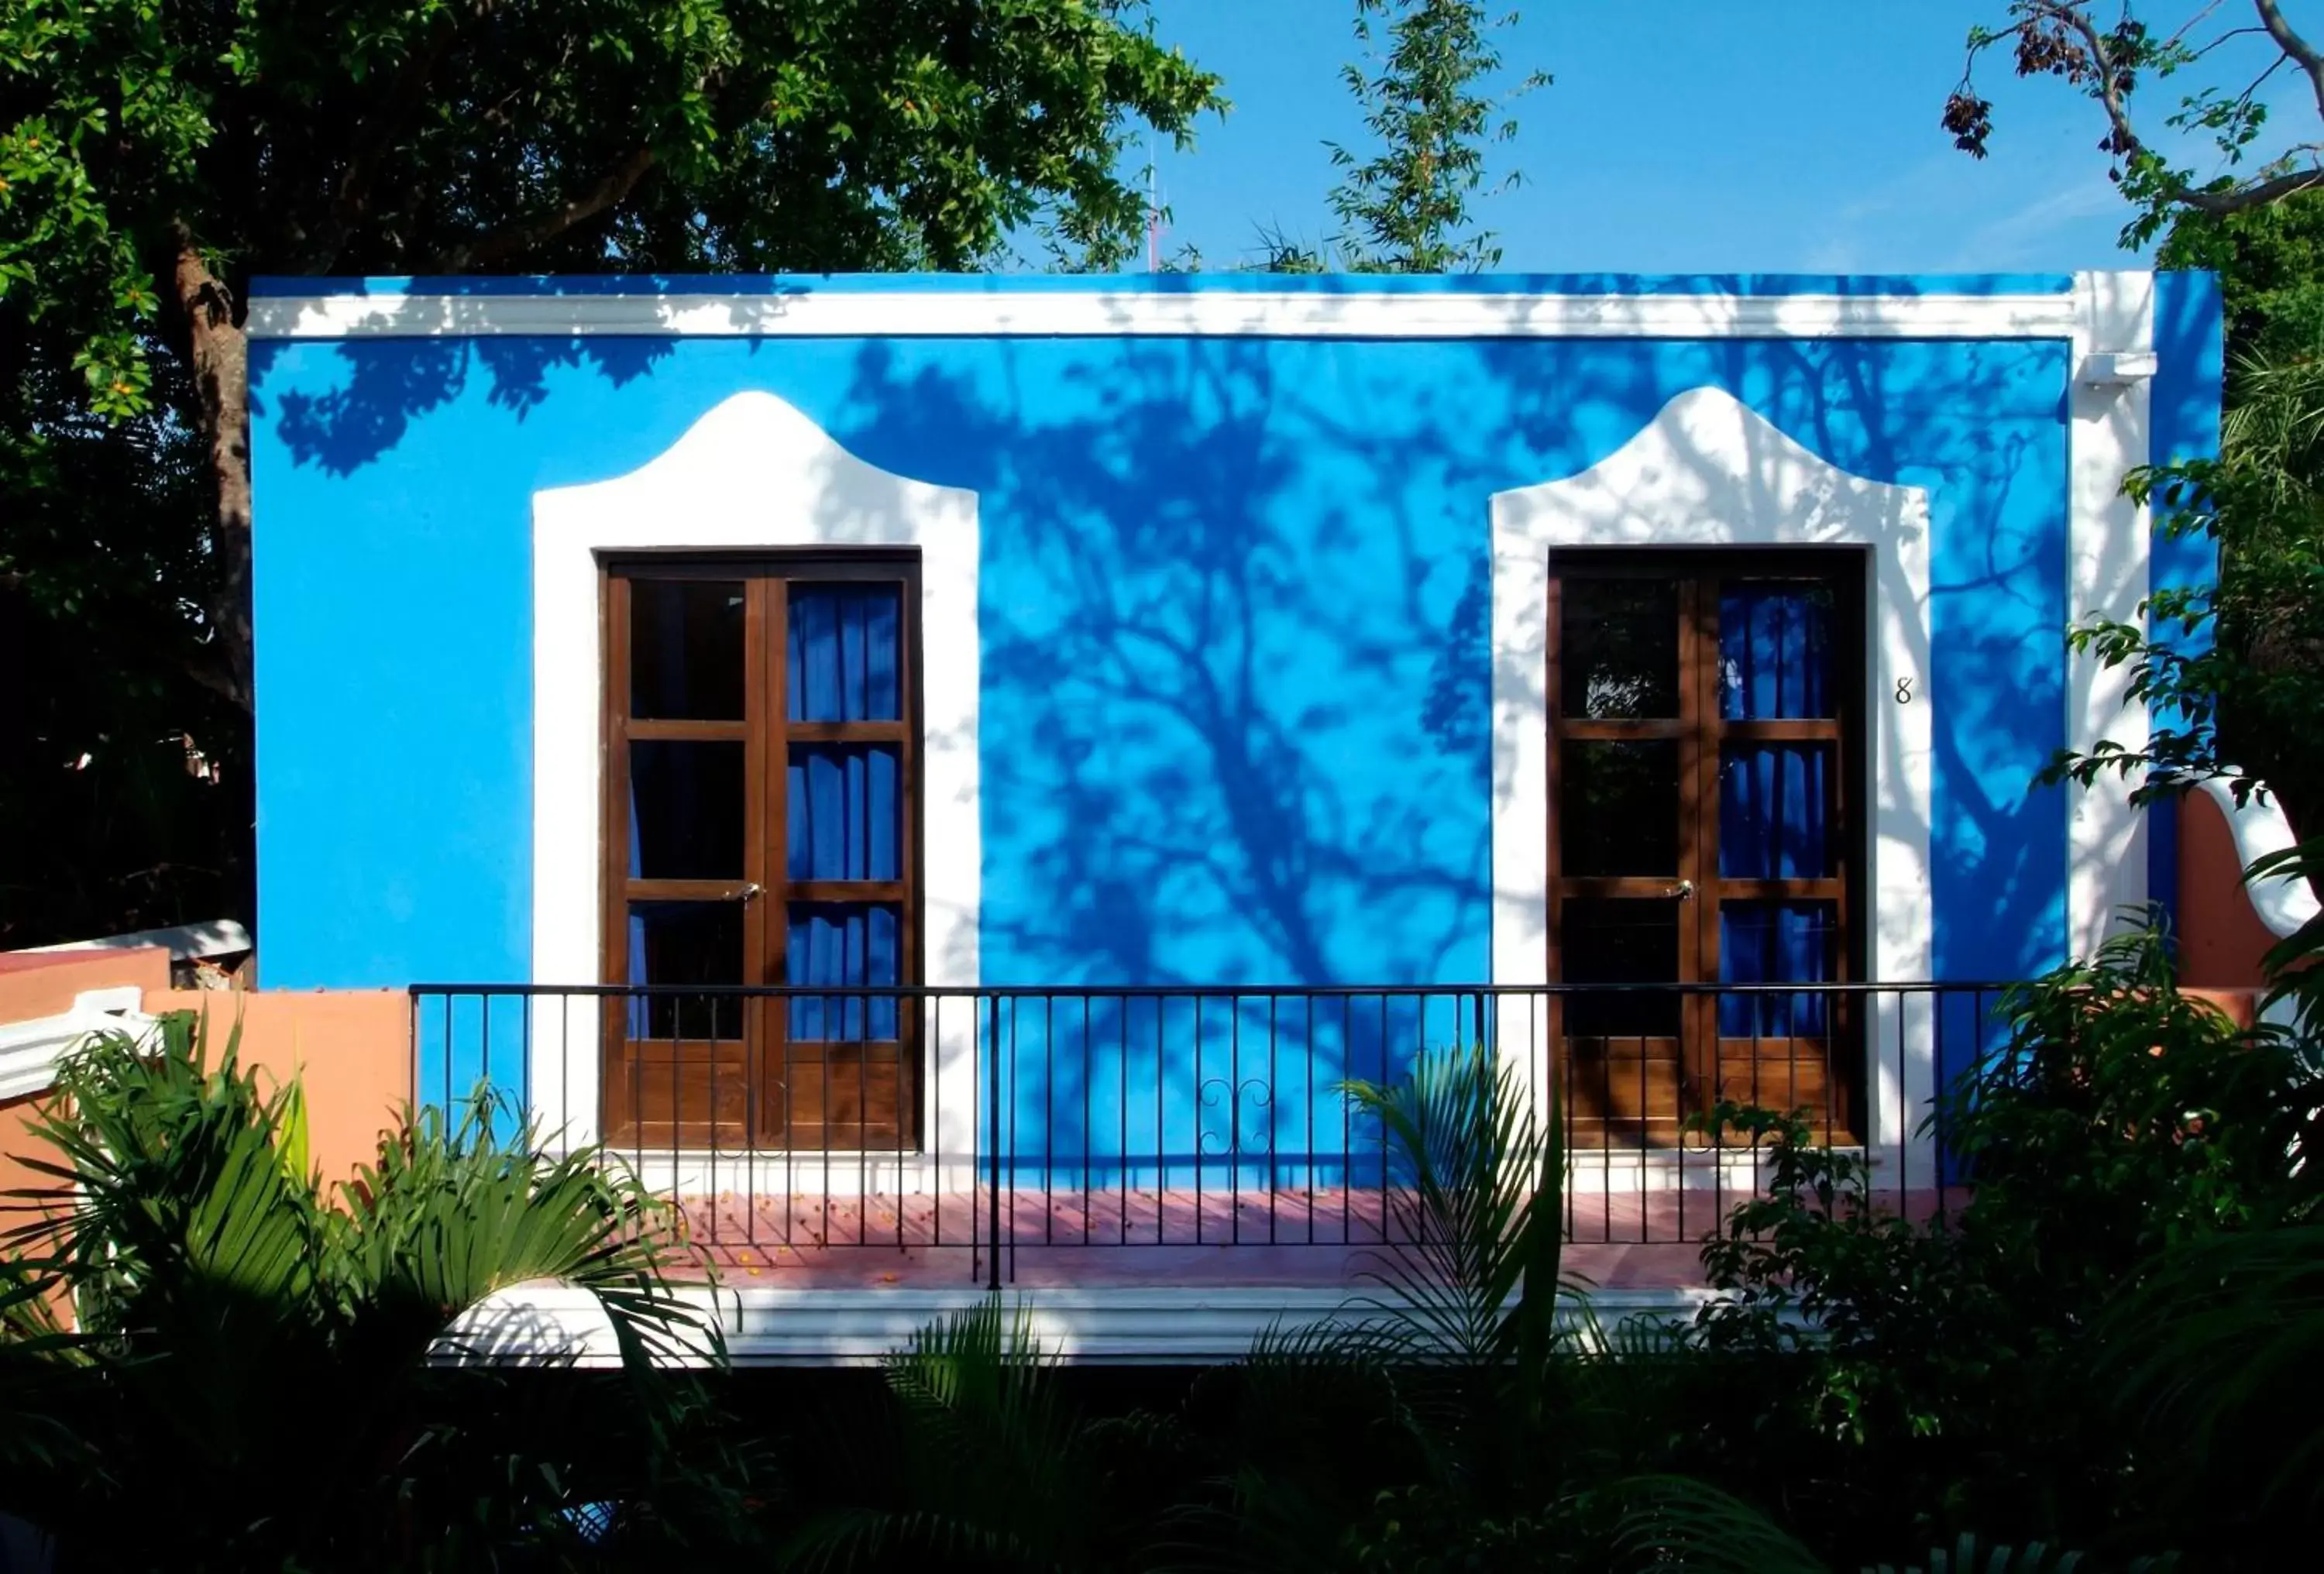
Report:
1488,386,1934,1160
526,390,979,1170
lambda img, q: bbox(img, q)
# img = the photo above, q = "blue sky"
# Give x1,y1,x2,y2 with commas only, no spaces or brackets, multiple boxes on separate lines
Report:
1137,2,2302,274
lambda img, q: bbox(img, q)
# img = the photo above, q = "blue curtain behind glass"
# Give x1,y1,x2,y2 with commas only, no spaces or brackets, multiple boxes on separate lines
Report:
1717,583,1839,1036
788,903,900,1039
1720,584,1831,719
1719,903,1836,1036
788,744,901,880
786,583,904,1040
789,586,900,721
1720,744,1829,878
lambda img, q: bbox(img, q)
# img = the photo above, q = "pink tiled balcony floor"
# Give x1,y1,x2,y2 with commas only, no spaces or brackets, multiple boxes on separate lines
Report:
661,1185,1951,1291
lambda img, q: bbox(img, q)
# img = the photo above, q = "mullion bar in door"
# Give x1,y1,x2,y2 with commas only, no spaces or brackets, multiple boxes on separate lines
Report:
744,578,773,1148
600,574,635,1133
1687,574,1724,1132
897,565,924,1148
1542,568,1566,1080
762,573,791,1146
1673,578,1704,1015
602,574,631,991
1831,566,1861,1138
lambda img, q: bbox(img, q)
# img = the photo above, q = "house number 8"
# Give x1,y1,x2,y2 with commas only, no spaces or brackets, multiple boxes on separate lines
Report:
1895,677,1914,705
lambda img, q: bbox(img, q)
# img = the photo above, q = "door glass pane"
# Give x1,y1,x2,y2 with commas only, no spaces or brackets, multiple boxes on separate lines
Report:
1560,740,1679,876
1719,580,1836,719
1561,897,1680,1037
1719,742,1834,878
787,903,901,1040
1718,900,1838,1036
626,901,743,1040
627,741,745,879
630,579,745,720
1559,578,1679,719
789,584,902,722
788,744,902,880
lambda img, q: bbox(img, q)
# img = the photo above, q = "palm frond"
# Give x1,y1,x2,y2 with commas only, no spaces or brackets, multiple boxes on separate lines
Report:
1339,1041,1581,1375
4,1020,734,1566
342,1095,719,1371
2097,1224,2324,1510
785,1297,1102,1574
1600,1473,1827,1572
5,1016,330,1355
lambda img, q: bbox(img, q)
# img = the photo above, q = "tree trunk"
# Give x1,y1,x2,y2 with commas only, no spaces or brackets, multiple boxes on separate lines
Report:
170,229,254,713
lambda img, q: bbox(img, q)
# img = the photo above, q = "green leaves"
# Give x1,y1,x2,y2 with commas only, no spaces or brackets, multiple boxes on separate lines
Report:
0,5,1225,894
1339,1041,1576,1375
785,1296,1151,1573
2044,301,2324,830
1864,1535,2178,1574
1324,0,1544,273
1689,921,2324,1561
0,1009,737,1568
340,1097,717,1370
2096,1225,2324,1520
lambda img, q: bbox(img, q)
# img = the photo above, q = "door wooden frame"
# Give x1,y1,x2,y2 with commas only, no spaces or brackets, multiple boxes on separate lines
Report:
1545,548,1868,1144
598,551,927,1152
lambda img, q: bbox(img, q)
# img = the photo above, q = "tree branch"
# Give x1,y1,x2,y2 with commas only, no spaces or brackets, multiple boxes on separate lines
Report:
167,224,254,714
2168,0,2233,50
2178,162,2324,213
428,148,658,272
2051,2,2144,156
2254,0,2324,126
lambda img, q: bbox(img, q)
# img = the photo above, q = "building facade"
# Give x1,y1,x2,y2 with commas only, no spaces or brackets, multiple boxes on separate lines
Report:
242,271,2223,1227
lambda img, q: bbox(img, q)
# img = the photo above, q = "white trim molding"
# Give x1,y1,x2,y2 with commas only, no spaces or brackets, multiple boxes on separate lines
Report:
0,988,159,1101
248,288,2082,344
2067,270,2158,955
528,391,980,1163
19,919,251,961
436,1282,1723,1367
1488,385,1936,1161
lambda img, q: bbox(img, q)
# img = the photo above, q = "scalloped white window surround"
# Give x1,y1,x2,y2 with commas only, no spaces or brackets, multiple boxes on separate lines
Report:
527,391,978,1169
1488,385,1936,988
1490,387,1933,1163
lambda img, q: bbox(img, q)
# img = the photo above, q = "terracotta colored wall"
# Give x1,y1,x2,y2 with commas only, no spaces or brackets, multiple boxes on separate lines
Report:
0,947,170,1018
2,958,411,1215
149,991,411,1189
0,1089,58,1233
2177,791,2281,990
2,951,177,1272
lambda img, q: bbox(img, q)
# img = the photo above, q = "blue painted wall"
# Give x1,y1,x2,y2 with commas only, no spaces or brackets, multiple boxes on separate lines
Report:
2146,272,2228,925
244,273,2235,1159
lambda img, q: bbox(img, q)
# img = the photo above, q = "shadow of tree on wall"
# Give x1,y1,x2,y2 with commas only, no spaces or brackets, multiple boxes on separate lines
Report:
799,327,2070,1173
265,335,675,476
822,335,1501,995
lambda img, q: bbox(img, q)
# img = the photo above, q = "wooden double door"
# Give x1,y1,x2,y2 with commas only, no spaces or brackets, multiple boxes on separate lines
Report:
600,555,921,1151
1547,551,1866,1145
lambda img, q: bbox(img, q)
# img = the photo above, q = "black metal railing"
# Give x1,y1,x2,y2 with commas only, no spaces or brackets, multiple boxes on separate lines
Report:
407,981,2011,1288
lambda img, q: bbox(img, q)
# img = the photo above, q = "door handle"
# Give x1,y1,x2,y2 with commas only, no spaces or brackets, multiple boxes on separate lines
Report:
1666,879,1695,901
727,882,763,903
